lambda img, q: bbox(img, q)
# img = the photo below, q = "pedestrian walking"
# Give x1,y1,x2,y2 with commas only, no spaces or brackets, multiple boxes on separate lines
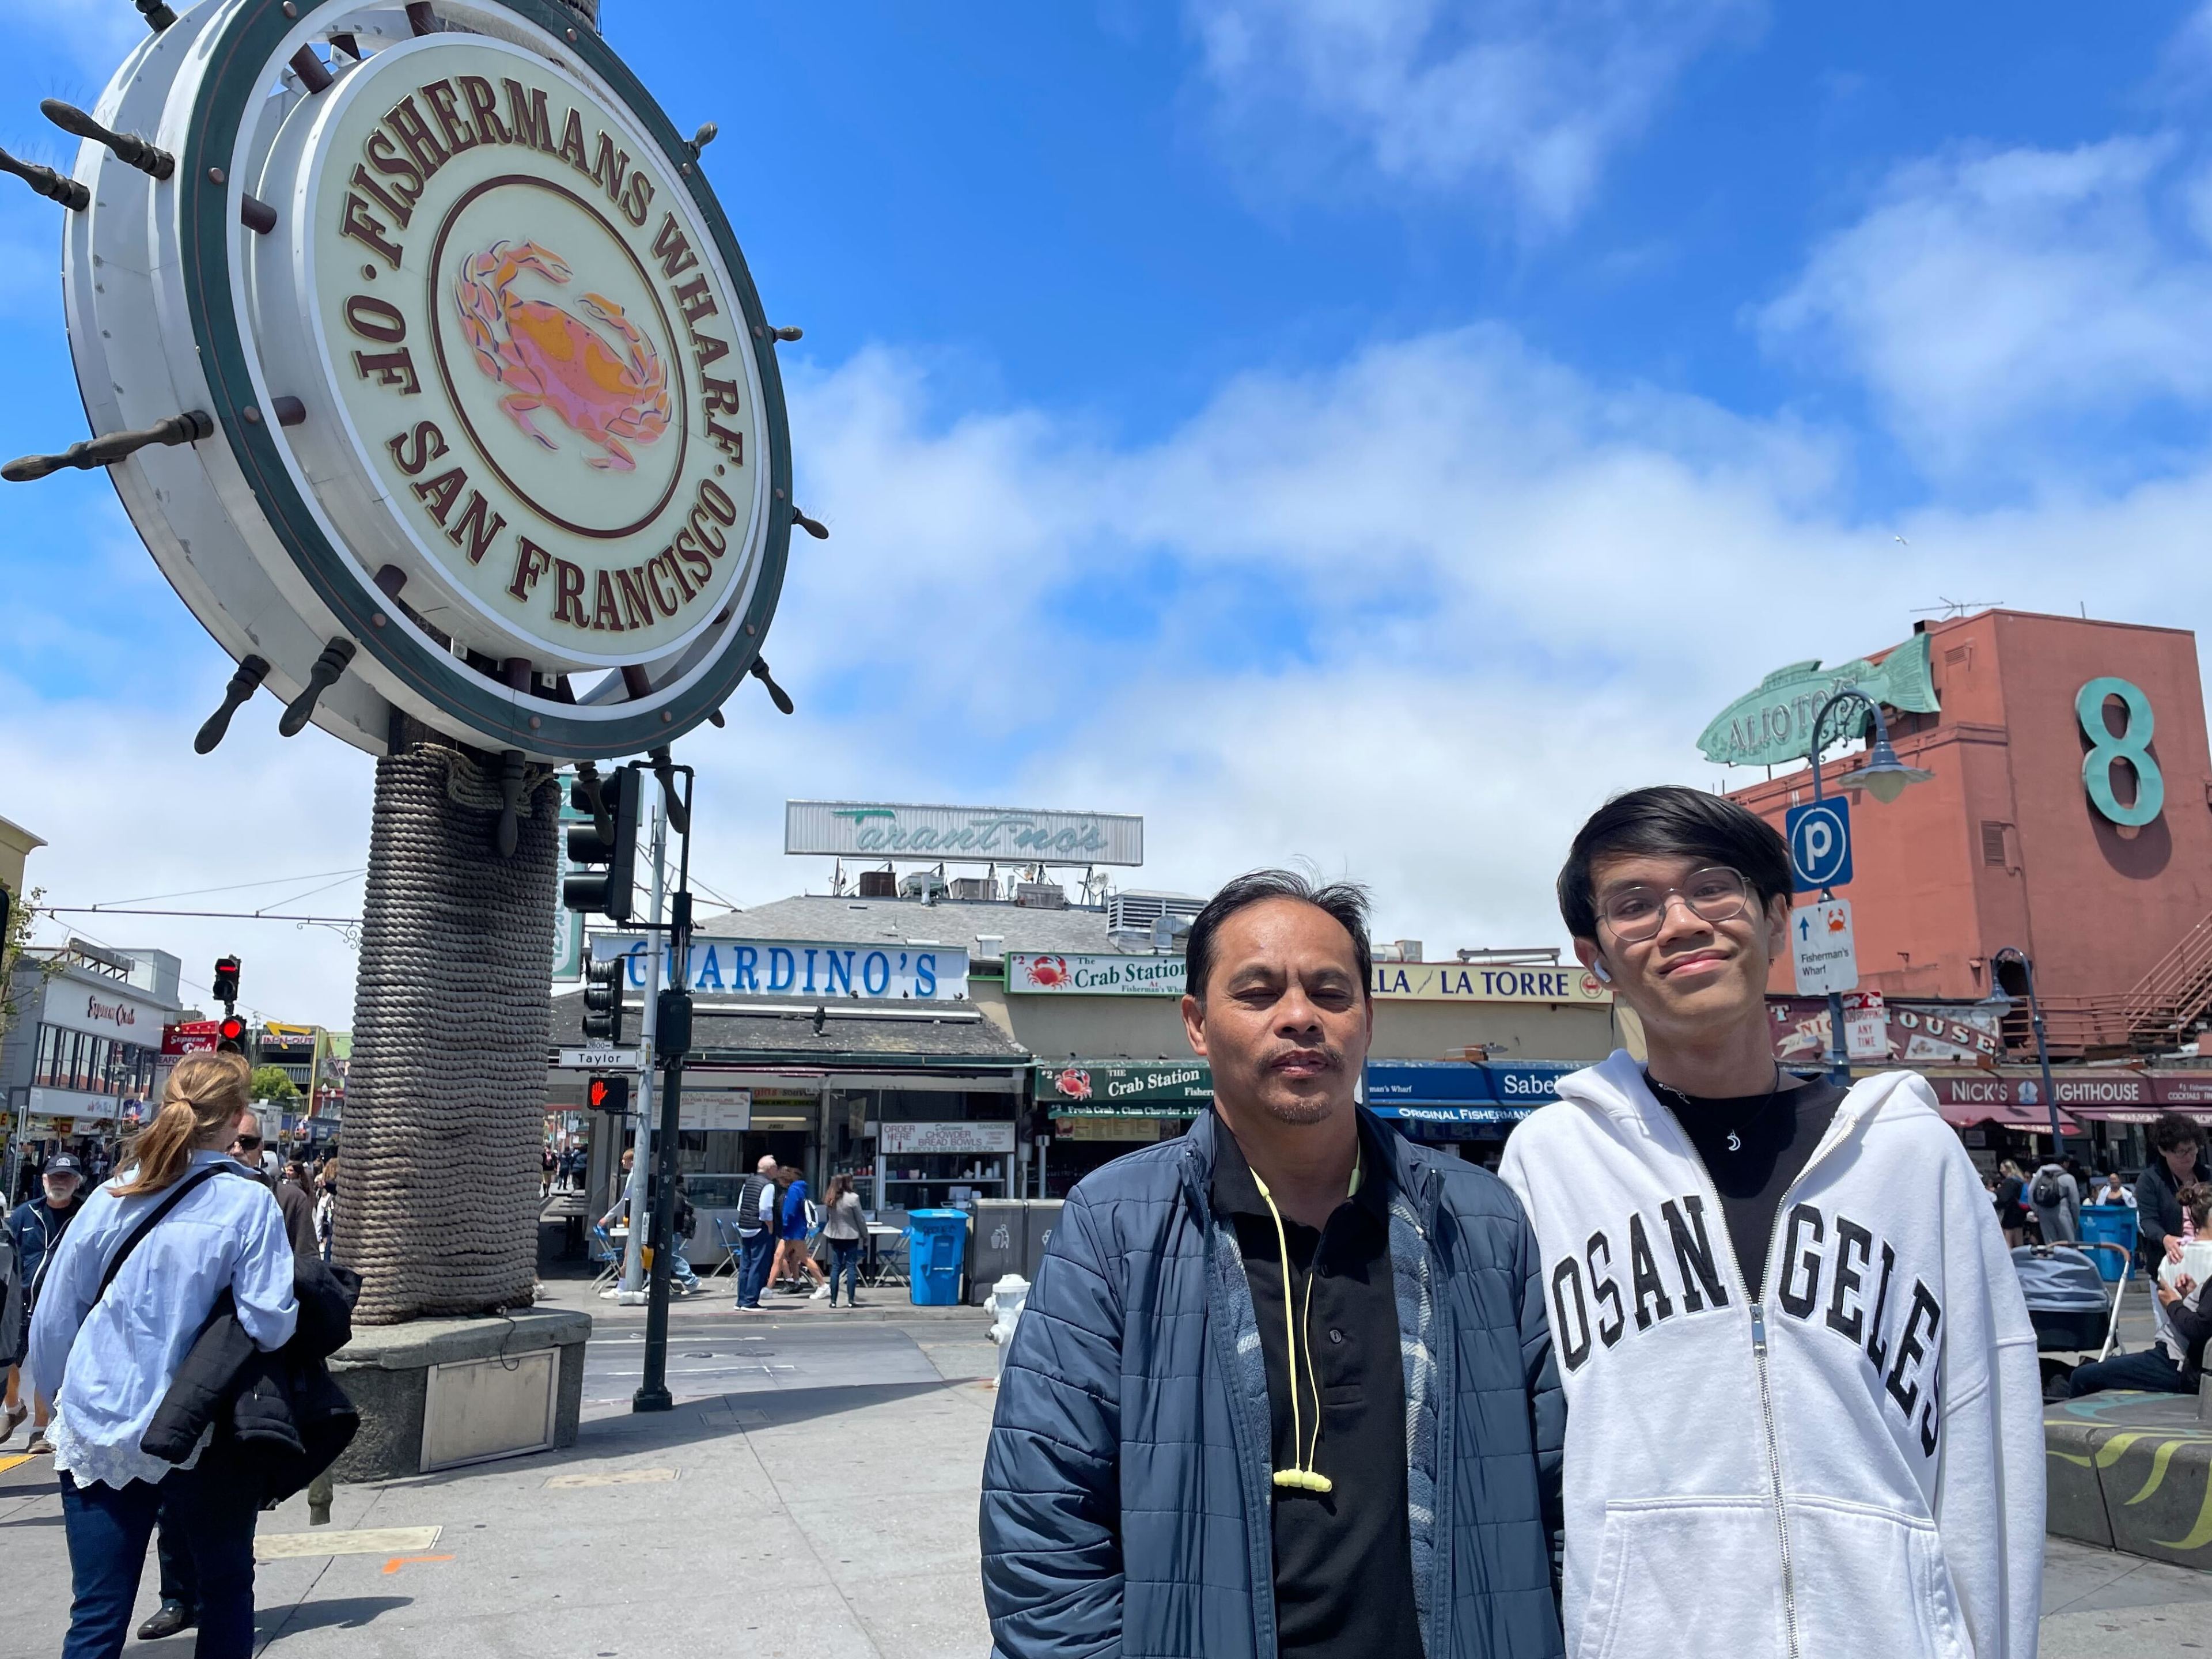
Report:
599,1150,700,1293
730,1155,781,1312
5,1152,85,1452
1994,1159,2030,1247
2138,1112,2211,1270
2029,1158,2081,1245
2091,1171,2135,1208
2071,1183,2212,1398
983,870,1565,1659
28,1050,297,1659
314,1158,338,1265
819,1174,865,1308
541,1145,555,1200
774,1168,825,1296
1499,786,2043,1659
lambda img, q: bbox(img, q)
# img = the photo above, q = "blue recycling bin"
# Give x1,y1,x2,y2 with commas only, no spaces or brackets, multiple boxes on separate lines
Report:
907,1209,969,1306
2079,1205,2137,1282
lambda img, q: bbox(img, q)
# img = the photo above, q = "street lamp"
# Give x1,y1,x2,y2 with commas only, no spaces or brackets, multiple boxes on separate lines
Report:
1992,947,2065,1162
1805,688,1933,1083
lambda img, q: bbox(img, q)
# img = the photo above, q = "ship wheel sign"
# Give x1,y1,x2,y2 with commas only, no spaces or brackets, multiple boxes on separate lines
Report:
2,0,817,761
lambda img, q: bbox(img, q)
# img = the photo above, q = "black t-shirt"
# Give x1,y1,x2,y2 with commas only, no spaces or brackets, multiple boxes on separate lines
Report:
1650,1074,1847,1302
1211,1119,1423,1659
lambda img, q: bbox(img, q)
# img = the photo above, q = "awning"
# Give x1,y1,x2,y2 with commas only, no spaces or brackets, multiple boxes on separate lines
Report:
1929,1096,2080,1136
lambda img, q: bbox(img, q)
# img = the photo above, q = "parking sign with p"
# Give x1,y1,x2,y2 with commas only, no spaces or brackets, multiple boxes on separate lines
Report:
1785,798,1853,893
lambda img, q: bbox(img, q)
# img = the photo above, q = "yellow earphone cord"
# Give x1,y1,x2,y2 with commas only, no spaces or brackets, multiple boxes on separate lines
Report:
1251,1151,1361,1496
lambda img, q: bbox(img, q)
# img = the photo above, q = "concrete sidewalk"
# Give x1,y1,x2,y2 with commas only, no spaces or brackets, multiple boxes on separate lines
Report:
3,1287,2210,1656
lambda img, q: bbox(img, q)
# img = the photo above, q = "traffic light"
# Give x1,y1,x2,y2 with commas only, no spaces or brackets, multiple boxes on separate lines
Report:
213,955,241,1006
586,1074,630,1116
563,766,640,922
217,1014,251,1058
582,952,627,1046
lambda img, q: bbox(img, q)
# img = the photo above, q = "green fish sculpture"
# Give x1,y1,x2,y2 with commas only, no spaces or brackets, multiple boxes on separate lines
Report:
1698,635,1940,768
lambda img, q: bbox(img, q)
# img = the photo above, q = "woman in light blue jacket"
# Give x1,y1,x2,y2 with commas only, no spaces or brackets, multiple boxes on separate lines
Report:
28,1050,298,1659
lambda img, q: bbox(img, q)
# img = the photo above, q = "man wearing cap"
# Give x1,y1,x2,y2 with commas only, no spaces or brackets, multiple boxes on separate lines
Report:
4,1153,85,1453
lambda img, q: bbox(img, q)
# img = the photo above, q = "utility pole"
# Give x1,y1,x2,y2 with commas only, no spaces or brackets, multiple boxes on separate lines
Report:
618,799,668,1299
635,767,696,1414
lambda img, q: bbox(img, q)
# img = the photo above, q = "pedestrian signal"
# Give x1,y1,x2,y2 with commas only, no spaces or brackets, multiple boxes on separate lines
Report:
213,955,241,1005
587,1074,630,1116
582,953,627,1046
562,766,641,923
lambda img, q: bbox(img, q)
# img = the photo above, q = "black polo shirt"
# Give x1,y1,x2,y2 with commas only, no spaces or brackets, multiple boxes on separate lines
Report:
1211,1118,1423,1659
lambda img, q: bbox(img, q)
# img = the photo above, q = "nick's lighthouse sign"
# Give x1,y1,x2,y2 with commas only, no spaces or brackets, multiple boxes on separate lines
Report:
8,0,801,761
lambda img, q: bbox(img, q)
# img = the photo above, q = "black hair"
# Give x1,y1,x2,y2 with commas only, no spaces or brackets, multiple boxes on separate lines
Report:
2151,1111,2205,1155
1558,784,1793,941
1184,869,1372,1004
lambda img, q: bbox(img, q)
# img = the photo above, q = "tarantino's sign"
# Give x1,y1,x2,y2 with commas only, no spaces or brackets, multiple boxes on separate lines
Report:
317,38,767,657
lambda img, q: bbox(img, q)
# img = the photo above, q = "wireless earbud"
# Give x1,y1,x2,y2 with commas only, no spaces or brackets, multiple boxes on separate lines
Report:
1593,961,1612,983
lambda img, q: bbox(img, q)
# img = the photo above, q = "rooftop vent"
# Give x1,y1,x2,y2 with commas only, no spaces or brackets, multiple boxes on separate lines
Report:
1107,890,1205,935
1373,940,1424,963
857,870,896,899
1014,882,1067,910
949,877,996,903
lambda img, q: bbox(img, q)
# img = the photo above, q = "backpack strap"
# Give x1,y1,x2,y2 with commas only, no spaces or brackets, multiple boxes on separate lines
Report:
97,1163,240,1299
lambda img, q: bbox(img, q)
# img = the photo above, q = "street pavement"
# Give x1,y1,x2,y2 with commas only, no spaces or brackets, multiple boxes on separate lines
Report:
0,1274,2206,1656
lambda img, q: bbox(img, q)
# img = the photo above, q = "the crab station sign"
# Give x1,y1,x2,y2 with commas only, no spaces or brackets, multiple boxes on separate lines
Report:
52,0,793,759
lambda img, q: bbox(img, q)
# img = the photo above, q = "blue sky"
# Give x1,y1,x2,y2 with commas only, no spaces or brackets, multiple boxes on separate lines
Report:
6,0,2212,1023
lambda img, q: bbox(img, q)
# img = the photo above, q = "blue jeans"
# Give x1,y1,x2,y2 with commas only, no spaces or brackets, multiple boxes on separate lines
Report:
2071,1346,2192,1396
737,1229,775,1308
828,1238,861,1304
61,1459,258,1659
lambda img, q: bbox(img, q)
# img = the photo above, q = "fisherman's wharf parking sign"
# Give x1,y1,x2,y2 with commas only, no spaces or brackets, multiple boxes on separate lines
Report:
25,0,796,760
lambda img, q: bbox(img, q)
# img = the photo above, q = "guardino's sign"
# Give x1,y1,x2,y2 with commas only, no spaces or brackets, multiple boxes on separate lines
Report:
12,0,798,762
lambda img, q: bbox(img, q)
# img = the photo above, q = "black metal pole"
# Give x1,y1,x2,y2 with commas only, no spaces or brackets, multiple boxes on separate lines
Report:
633,771,694,1414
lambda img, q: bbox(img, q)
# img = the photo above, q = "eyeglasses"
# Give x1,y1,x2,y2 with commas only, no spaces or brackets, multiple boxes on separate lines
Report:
1597,867,1753,943
234,1134,264,1150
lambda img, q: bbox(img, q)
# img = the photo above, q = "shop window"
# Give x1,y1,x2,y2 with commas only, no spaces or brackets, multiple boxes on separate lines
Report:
1980,821,2009,867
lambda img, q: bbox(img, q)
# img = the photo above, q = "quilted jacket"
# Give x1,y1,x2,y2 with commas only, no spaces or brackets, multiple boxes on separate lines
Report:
981,1108,1565,1659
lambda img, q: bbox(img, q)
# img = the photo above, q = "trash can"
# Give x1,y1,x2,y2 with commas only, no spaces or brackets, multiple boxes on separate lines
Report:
2079,1204,2137,1283
971,1200,1026,1305
907,1208,969,1306
1022,1200,1065,1283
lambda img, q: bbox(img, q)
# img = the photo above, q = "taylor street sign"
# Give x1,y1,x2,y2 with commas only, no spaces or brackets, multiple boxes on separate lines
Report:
1786,796,1852,892
785,801,1143,865
1790,900,1858,995
1698,637,1940,769
558,1046,641,1070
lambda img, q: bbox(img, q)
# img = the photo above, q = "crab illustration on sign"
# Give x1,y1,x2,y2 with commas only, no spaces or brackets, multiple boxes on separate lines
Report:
1025,956,1070,990
1055,1067,1093,1101
453,240,672,474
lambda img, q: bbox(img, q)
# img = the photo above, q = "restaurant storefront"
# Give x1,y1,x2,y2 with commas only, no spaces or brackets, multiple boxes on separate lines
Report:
1,948,177,1191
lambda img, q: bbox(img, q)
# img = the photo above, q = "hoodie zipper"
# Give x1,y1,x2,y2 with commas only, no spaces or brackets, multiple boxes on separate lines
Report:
1658,1091,1862,1659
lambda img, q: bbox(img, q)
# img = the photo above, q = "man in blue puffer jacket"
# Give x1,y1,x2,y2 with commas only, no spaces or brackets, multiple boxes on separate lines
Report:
982,871,1565,1659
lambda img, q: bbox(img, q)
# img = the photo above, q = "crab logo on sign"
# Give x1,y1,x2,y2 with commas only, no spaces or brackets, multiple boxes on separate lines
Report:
26,0,798,763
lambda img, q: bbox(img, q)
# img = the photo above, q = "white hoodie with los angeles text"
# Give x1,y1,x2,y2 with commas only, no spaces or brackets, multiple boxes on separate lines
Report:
1499,1054,2043,1659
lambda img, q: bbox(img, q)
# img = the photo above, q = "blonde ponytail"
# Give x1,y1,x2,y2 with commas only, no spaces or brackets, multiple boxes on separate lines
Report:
115,1050,251,1196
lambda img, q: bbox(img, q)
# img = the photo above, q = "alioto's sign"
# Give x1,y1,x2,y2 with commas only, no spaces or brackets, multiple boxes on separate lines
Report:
44,0,793,760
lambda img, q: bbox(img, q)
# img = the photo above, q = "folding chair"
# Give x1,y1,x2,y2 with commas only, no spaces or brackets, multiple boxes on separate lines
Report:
869,1226,912,1289
588,1222,622,1292
709,1215,742,1280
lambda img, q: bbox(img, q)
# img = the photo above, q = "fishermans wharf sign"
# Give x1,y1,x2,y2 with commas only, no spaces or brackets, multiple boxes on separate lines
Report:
22,0,794,760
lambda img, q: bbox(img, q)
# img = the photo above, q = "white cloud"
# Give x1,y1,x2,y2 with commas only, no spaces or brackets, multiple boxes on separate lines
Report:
1760,136,2212,474
1186,0,1761,229
22,325,2212,1024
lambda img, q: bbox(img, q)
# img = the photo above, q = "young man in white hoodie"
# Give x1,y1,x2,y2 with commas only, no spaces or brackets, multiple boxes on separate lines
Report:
1500,785,2043,1659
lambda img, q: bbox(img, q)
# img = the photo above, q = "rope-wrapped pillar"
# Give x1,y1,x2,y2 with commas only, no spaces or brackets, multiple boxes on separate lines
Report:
337,718,562,1324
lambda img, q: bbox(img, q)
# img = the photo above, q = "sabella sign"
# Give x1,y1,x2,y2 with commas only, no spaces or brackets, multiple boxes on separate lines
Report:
785,801,1143,866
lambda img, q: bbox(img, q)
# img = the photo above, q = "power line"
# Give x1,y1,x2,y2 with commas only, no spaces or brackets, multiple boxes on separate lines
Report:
41,907,361,924
82,868,363,910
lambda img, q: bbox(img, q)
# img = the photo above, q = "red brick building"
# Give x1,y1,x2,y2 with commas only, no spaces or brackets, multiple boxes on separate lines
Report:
1725,609,2212,1059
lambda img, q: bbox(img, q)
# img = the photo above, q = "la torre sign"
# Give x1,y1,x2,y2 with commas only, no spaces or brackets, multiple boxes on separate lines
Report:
47,0,793,759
